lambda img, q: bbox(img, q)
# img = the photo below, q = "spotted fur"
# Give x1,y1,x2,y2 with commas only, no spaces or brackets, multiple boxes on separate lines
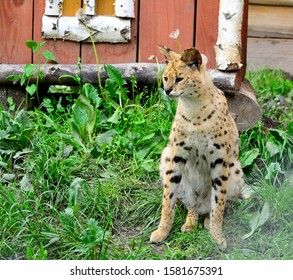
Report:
150,46,244,248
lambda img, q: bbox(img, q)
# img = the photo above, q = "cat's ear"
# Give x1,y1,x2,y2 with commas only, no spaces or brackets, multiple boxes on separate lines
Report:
181,48,203,70
158,45,177,62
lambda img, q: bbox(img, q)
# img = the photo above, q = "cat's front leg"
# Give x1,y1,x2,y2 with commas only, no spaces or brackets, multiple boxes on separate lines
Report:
209,159,229,249
150,157,183,243
150,179,179,243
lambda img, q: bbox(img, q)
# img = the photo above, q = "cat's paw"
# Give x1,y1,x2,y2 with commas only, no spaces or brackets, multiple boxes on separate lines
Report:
150,230,169,243
181,223,197,233
211,233,227,250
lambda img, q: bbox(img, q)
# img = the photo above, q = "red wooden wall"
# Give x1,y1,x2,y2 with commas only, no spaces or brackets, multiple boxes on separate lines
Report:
0,0,248,73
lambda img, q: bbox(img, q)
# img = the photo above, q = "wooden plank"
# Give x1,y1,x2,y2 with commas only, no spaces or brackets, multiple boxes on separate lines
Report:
247,38,293,75
248,4,293,38
0,0,33,64
138,0,196,63
249,0,293,6
63,0,82,16
0,63,238,93
33,0,80,64
195,0,219,69
96,0,115,15
81,0,138,63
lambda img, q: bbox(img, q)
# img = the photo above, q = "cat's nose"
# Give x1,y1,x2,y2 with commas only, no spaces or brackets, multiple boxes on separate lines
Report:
165,87,172,95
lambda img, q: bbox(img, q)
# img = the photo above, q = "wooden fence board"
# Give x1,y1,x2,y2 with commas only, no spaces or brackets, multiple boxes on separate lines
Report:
138,0,196,63
248,4,293,38
81,0,138,63
33,0,80,64
0,0,33,64
195,0,219,69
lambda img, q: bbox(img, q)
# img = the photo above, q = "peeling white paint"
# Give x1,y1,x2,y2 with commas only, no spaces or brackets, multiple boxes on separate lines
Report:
43,0,135,43
44,0,63,16
42,15,131,43
215,0,244,71
84,0,95,16
115,0,135,18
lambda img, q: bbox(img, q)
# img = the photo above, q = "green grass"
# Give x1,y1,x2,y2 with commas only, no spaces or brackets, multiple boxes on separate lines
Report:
0,67,292,260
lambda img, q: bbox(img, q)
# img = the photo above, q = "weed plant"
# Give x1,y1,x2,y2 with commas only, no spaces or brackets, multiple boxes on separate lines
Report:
0,66,292,260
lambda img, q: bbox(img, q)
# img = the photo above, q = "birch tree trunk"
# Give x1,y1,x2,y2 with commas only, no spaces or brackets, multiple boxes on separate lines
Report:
215,0,244,71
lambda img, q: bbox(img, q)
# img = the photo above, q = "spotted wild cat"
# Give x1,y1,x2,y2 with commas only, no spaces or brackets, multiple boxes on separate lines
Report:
150,46,244,248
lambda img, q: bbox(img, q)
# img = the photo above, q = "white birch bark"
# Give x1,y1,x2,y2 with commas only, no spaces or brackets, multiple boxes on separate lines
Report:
215,0,244,71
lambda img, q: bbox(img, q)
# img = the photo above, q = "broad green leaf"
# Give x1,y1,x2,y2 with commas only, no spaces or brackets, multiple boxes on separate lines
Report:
243,202,270,239
108,107,122,124
24,64,36,76
82,83,101,109
72,95,92,132
26,40,46,52
59,74,81,85
43,50,58,63
43,98,54,113
64,207,74,216
7,97,15,111
14,110,32,127
20,73,27,86
141,133,155,142
136,147,151,161
69,177,83,208
240,148,259,168
266,141,280,157
71,122,86,149
26,84,37,96
63,145,73,157
71,93,96,147
105,79,116,97
26,40,38,51
95,129,116,146
288,121,293,136
20,174,34,192
104,64,126,87
37,70,45,79
265,162,283,180
6,74,21,81
141,160,154,172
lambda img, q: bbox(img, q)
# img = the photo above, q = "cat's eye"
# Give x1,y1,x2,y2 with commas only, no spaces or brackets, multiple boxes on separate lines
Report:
163,76,168,82
175,77,184,84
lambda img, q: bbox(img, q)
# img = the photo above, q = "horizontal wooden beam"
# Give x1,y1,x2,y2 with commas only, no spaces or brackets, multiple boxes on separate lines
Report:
0,63,261,131
0,63,238,93
249,0,293,6
248,4,293,38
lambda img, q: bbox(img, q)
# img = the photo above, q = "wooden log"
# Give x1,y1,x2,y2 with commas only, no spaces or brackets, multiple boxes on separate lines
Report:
0,63,261,130
226,79,261,131
0,63,237,92
215,0,244,71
